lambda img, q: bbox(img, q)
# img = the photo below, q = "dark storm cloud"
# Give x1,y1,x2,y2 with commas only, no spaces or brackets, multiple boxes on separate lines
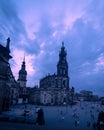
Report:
0,0,27,47
67,13,104,95
23,39,40,55
0,0,104,96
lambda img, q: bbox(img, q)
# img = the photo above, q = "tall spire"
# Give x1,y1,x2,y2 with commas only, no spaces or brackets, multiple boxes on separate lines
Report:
6,37,10,52
62,41,64,47
23,53,25,62
22,57,26,71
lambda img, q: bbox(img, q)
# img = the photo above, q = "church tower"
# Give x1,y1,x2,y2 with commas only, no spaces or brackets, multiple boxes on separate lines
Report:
18,57,27,87
57,42,69,88
57,42,68,76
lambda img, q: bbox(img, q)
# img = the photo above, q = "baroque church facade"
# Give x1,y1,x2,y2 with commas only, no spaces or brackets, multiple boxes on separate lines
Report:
29,42,74,105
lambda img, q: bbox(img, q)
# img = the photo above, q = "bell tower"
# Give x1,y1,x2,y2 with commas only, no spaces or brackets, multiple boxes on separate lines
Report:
57,42,69,89
57,42,68,76
18,56,27,87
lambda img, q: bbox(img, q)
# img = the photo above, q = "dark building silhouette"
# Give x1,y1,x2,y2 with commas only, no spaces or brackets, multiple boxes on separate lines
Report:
0,38,19,112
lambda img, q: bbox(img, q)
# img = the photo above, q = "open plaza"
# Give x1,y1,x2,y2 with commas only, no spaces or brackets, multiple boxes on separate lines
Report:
0,101,104,130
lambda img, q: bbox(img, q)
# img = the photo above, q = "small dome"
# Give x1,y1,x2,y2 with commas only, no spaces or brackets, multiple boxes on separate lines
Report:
19,69,27,75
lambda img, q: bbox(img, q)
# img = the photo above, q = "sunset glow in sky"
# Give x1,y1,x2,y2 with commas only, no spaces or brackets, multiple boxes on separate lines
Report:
0,0,104,96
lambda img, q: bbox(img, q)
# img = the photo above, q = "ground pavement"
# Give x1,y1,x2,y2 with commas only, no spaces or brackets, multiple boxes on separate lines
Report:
0,101,104,130
0,121,95,130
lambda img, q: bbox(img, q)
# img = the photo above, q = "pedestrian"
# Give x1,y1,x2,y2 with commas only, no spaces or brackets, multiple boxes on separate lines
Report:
77,120,79,126
75,120,79,127
87,121,91,127
75,120,77,127
93,122,97,130
35,108,45,125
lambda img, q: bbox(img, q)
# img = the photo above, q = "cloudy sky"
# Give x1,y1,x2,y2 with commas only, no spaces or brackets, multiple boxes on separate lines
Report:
0,0,104,96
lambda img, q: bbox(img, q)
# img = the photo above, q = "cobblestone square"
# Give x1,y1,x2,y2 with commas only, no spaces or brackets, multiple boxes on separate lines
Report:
1,101,103,130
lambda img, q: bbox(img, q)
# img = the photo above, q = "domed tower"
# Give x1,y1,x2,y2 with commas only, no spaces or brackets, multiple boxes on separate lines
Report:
57,42,69,89
18,57,27,87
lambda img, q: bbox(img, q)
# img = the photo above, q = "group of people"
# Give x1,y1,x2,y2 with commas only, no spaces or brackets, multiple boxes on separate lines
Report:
58,102,104,129
34,102,104,129
97,111,104,130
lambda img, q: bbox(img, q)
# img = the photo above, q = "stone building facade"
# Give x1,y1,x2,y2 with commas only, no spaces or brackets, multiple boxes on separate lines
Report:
0,38,19,113
29,42,73,105
74,90,99,101
0,37,30,111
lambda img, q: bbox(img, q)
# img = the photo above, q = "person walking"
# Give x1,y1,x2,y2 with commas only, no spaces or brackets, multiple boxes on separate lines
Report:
35,108,45,126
